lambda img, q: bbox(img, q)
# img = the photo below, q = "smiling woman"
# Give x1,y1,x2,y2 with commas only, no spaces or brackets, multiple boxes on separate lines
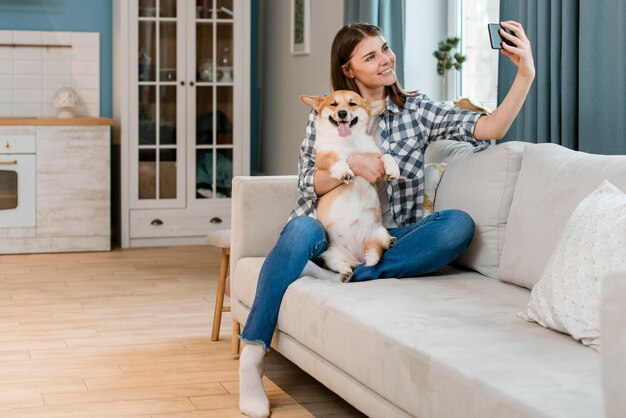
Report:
340,36,396,99
237,21,520,418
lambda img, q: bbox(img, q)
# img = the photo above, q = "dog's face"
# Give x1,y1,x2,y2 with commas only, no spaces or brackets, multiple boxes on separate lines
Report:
300,90,385,137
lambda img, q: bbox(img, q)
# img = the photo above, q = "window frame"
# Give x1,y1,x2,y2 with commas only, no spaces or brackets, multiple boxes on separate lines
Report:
446,0,463,100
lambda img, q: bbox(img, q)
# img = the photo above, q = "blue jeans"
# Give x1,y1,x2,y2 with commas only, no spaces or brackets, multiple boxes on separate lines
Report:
239,209,475,351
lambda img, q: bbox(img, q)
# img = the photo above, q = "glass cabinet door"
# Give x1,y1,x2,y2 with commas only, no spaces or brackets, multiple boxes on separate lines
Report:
135,0,183,205
193,0,235,201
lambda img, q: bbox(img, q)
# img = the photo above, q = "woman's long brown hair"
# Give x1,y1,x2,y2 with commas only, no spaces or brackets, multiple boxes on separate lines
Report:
330,23,417,108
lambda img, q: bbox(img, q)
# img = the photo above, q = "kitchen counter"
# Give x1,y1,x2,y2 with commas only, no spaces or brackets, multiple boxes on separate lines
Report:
0,117,113,126
0,123,111,254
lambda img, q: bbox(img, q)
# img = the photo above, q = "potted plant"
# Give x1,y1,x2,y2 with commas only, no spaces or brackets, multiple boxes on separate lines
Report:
433,37,466,100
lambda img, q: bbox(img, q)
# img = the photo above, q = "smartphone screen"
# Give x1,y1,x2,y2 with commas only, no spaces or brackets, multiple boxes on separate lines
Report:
488,23,515,49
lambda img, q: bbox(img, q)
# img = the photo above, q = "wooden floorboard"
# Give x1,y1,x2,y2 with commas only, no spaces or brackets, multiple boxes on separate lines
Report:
0,246,365,417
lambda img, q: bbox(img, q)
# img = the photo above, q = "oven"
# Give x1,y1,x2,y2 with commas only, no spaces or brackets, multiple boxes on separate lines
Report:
0,134,36,228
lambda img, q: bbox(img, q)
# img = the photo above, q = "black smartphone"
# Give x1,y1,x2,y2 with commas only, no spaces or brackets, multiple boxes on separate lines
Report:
488,23,516,49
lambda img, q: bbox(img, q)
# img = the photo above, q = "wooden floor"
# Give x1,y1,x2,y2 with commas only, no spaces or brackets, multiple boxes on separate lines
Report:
0,246,365,418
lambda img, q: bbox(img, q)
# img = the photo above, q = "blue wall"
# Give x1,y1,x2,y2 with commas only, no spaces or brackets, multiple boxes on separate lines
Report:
0,0,112,117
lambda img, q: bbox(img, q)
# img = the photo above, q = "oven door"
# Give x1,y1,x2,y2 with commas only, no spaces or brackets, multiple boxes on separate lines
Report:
0,154,36,228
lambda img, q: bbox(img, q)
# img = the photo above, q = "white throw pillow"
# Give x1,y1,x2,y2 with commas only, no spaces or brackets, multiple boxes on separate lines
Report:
423,162,447,215
519,180,626,350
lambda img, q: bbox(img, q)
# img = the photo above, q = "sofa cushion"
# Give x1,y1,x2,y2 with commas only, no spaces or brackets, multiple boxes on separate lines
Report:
498,144,626,289
233,257,266,309
235,257,603,418
425,140,526,278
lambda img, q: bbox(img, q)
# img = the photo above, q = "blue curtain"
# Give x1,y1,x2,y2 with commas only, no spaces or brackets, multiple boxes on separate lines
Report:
344,0,405,85
498,0,626,155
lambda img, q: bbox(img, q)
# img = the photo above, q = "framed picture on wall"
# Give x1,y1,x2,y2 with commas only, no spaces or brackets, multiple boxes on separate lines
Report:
291,0,310,55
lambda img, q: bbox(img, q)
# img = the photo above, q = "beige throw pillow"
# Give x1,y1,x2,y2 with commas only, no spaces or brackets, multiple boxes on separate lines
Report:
519,180,626,350
425,140,527,279
423,162,447,215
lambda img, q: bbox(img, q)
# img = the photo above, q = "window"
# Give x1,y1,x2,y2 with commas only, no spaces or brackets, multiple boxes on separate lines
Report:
403,0,499,105
454,0,500,109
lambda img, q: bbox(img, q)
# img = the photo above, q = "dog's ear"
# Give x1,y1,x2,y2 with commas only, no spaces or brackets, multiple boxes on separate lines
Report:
366,98,386,116
300,95,325,112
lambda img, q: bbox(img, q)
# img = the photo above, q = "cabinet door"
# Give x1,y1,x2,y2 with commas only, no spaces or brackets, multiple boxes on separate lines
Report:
129,0,186,209
186,0,238,208
37,127,110,238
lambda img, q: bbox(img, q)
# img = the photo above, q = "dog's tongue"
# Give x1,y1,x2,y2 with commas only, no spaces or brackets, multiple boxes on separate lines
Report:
338,122,351,137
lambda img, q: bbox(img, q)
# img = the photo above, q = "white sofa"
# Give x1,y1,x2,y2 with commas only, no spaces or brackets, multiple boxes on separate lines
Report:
229,140,626,418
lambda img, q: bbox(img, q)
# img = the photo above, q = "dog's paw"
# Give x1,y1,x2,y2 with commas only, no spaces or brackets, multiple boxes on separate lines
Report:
385,236,397,249
340,171,355,183
381,154,400,180
340,271,353,283
364,249,381,266
330,160,354,184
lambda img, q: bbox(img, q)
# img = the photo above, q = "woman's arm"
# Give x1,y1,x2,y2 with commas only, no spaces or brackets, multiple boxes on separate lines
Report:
473,21,535,141
313,170,342,196
313,153,385,196
297,111,322,202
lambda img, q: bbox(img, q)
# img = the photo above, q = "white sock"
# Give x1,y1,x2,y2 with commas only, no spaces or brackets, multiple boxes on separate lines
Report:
300,260,341,282
239,344,270,418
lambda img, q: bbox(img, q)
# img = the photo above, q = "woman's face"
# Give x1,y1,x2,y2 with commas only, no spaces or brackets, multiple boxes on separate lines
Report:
343,35,396,98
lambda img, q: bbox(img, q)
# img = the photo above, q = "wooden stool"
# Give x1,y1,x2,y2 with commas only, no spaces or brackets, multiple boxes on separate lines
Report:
208,230,232,343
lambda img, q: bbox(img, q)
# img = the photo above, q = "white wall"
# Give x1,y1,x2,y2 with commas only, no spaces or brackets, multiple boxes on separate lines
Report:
260,0,343,175
404,0,448,100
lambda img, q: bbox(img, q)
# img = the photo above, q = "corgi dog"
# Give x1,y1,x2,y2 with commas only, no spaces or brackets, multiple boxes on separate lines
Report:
300,90,400,282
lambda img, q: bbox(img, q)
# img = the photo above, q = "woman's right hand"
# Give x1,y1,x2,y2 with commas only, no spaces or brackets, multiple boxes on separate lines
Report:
500,21,535,80
347,153,386,184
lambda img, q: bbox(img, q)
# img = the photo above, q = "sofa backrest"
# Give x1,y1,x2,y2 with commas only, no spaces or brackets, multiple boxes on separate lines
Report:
498,144,626,289
425,140,527,279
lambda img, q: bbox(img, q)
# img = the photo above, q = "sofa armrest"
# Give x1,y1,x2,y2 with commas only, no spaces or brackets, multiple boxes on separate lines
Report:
230,175,298,272
602,270,626,418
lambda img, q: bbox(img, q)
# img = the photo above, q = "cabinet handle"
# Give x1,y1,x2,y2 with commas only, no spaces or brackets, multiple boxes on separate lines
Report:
210,217,222,224
180,81,185,86
189,81,195,86
0,160,17,165
150,219,164,226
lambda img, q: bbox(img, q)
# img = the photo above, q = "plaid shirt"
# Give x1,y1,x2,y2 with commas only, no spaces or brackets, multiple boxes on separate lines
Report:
289,94,486,226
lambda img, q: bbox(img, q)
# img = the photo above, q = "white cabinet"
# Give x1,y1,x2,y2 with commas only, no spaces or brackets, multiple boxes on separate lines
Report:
0,123,111,255
116,0,250,248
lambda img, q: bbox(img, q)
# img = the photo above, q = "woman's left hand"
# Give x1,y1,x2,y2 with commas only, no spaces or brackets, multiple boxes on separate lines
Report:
500,21,535,79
